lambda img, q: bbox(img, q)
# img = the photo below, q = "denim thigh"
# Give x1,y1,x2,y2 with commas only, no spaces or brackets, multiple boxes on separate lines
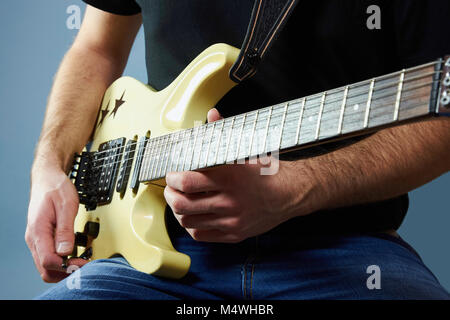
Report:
36,228,449,300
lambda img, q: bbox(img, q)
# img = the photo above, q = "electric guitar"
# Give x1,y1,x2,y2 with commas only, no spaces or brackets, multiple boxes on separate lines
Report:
70,43,450,279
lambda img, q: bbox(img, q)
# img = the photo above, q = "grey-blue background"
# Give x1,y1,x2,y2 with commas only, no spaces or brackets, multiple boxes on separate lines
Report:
0,1,448,299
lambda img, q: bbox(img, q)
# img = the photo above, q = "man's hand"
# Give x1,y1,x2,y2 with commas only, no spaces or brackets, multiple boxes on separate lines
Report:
25,166,88,282
164,109,321,243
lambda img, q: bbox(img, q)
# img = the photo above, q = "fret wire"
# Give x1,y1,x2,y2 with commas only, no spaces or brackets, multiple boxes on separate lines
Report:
182,128,192,171
190,125,203,170
213,120,225,165
163,133,174,176
168,131,179,173
179,129,191,172
188,125,200,170
161,134,172,177
364,79,375,128
175,131,184,172
139,140,147,181
143,137,155,181
196,125,208,169
235,114,247,161
204,122,216,168
152,136,165,179
139,138,149,182
147,137,159,179
337,86,348,135
157,135,168,178
262,106,273,154
248,110,259,157
394,70,405,121
155,135,167,179
295,98,306,145
315,92,326,140
277,103,289,150
223,116,235,163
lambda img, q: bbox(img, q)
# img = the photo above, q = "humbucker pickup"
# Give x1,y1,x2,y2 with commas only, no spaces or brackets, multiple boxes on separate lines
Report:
116,139,137,195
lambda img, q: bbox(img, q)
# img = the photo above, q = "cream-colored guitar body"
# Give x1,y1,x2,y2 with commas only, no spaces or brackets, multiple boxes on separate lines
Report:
73,44,239,279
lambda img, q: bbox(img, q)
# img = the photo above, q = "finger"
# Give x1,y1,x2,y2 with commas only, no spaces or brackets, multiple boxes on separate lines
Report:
166,171,219,193
67,257,90,268
34,222,66,272
207,108,223,123
164,185,221,215
187,228,243,243
28,193,66,272
54,199,78,256
173,212,235,231
30,240,67,282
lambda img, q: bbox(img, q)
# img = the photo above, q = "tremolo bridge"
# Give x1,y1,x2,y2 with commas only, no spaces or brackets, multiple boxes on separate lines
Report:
70,137,126,211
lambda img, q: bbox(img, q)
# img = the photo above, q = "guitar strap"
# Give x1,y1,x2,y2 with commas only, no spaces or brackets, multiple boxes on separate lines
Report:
229,0,300,83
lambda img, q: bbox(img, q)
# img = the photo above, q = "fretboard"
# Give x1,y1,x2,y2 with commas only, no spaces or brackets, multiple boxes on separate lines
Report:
138,60,442,182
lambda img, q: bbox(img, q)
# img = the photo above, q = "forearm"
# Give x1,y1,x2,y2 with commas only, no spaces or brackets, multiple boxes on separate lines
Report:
290,118,450,213
33,45,124,176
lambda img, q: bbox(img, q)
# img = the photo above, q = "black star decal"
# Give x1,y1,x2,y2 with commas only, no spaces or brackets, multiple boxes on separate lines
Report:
110,91,126,118
98,100,110,127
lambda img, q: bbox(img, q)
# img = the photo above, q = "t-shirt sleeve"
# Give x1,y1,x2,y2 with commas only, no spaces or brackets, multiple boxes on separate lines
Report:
392,0,450,67
82,0,141,16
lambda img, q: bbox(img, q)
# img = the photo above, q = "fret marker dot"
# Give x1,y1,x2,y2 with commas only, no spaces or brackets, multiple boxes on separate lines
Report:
354,104,359,111
308,116,314,122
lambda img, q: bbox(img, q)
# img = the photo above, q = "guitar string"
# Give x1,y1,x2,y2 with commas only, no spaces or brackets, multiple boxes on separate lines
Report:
87,84,436,178
89,80,437,175
134,89,437,180
87,66,442,164
133,98,437,183
90,96,434,190
88,62,441,160
135,71,440,171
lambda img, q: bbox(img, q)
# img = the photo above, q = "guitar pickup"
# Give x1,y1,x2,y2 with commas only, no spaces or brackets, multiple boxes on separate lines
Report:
116,139,137,195
97,137,125,205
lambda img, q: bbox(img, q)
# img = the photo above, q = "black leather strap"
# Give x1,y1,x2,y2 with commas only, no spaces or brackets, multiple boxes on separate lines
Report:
229,0,299,83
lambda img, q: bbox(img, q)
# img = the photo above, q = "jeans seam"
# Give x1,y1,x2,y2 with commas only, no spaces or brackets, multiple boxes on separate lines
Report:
242,257,250,299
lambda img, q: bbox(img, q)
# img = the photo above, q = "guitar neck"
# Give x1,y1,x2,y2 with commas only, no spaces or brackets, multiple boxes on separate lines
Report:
138,57,449,182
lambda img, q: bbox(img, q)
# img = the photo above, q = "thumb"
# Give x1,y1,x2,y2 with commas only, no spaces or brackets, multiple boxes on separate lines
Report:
54,185,79,256
207,108,223,123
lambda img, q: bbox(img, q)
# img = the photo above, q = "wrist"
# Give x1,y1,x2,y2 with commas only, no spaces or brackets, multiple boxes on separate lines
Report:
31,148,72,181
277,160,325,219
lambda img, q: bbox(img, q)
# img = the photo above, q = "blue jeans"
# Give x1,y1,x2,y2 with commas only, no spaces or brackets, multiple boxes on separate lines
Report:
36,214,449,300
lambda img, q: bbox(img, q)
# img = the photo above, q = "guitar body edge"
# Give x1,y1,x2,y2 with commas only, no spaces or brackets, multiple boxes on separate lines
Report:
73,43,240,278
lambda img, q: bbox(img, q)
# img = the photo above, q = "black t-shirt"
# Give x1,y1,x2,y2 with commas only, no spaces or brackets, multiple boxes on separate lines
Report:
82,0,450,234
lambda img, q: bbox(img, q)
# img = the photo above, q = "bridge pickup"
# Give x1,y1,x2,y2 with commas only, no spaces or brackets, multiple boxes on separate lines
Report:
97,137,126,205
116,139,137,195
130,136,148,191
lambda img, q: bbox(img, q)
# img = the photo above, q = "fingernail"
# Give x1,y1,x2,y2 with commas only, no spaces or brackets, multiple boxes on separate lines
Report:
57,242,72,254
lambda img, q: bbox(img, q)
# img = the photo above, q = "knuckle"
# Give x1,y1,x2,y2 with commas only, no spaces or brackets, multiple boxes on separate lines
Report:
228,232,244,244
178,215,191,228
40,256,54,270
222,217,239,231
216,197,237,212
41,272,55,283
61,197,79,212
190,229,203,241
171,198,186,214
179,175,194,193
56,225,73,235
55,230,73,242
24,229,32,245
